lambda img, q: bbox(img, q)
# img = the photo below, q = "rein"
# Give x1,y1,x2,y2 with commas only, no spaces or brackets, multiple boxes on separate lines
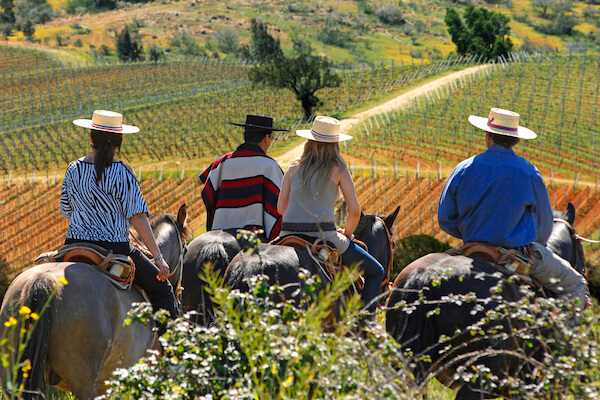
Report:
553,217,590,278
129,221,188,293
375,215,394,292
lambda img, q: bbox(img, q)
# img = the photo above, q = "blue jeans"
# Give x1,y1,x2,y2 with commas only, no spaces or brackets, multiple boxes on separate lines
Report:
341,241,384,313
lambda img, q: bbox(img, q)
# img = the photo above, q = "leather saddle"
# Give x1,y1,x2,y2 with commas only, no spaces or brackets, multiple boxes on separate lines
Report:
36,242,136,290
446,242,539,289
271,234,366,288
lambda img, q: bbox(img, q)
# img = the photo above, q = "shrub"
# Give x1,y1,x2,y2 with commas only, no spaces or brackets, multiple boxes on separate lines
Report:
392,234,451,279
104,270,417,399
317,26,354,48
375,4,405,26
213,28,239,54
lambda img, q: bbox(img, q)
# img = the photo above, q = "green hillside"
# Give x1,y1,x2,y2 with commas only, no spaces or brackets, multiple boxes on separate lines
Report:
2,0,599,66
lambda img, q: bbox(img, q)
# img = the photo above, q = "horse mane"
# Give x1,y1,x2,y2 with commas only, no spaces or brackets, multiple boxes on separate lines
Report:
354,213,377,237
148,213,193,241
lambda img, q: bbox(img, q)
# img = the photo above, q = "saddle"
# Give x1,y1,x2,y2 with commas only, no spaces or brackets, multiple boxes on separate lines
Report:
35,242,136,290
447,242,538,288
271,234,366,288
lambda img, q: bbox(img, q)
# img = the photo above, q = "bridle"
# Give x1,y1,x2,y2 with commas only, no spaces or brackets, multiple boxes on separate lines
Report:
553,217,591,279
375,215,395,292
130,218,188,295
170,223,188,297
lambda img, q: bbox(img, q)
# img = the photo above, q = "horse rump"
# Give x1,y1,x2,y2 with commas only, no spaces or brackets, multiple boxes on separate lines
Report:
1,273,57,399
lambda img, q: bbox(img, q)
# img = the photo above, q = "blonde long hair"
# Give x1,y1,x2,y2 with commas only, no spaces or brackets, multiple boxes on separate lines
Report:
298,140,346,199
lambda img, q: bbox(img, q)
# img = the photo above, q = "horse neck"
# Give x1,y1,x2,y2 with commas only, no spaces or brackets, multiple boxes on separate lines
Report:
547,222,578,270
153,219,183,268
356,216,392,275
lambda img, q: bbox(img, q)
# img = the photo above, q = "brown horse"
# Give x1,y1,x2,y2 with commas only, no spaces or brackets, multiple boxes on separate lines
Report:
224,207,400,310
385,203,587,400
0,204,191,400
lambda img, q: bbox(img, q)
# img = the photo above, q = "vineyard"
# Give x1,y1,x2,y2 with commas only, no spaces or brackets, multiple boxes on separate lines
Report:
0,44,480,173
3,45,600,278
343,52,600,182
2,170,600,279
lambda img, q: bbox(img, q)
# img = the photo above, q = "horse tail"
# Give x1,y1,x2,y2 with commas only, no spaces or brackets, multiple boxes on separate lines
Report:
18,274,55,399
200,241,233,276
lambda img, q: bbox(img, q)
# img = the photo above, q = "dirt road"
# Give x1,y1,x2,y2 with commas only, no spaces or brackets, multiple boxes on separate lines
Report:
276,64,493,168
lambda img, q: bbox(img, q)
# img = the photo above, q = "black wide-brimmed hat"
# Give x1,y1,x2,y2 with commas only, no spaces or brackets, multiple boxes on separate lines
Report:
228,114,287,132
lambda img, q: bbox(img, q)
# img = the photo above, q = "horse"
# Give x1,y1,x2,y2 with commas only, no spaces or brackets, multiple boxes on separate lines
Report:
223,206,400,310
181,228,253,325
385,202,587,400
130,204,192,297
0,204,191,400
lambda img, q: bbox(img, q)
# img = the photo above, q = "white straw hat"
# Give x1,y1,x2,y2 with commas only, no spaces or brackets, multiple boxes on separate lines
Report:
73,110,139,134
296,116,353,143
468,108,536,139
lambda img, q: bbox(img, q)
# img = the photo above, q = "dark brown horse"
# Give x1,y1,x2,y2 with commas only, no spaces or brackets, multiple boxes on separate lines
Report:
0,204,191,400
385,203,587,400
224,207,399,309
181,229,253,325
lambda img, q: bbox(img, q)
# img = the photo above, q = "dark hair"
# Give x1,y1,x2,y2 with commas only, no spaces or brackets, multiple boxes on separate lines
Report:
91,129,123,183
244,128,271,144
489,132,520,149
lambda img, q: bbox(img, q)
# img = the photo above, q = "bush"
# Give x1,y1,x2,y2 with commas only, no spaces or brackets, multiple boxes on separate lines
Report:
213,28,239,54
317,26,354,48
392,234,451,279
169,32,206,57
104,271,417,399
375,4,405,26
535,13,579,35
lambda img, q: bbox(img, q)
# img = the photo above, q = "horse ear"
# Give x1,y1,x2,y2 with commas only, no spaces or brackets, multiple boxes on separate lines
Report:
384,205,401,230
177,203,187,227
565,202,576,225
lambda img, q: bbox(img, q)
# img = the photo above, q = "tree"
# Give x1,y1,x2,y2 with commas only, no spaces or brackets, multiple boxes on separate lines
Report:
248,42,341,120
116,26,143,62
21,18,34,39
245,18,283,62
445,5,513,61
532,0,557,17
0,0,15,24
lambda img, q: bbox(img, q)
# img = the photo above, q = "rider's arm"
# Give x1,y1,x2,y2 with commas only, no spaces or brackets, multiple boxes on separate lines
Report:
532,170,553,245
437,171,463,240
338,165,360,239
277,170,291,216
130,213,170,281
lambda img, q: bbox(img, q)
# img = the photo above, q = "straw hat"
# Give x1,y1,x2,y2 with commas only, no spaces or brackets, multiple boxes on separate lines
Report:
468,108,536,139
73,110,140,134
228,114,286,133
296,116,353,143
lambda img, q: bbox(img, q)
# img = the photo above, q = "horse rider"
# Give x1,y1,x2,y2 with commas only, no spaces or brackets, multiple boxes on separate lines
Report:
277,116,385,315
200,114,286,242
437,107,587,310
62,110,179,333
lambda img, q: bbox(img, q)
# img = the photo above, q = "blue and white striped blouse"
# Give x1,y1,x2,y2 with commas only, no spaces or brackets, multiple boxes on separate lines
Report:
60,159,148,242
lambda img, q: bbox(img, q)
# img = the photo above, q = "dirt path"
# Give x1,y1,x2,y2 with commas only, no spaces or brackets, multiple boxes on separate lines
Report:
275,64,493,168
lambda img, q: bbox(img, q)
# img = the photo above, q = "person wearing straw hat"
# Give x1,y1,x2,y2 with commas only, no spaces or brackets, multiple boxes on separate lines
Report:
200,114,286,242
277,115,384,315
438,107,587,308
61,110,179,329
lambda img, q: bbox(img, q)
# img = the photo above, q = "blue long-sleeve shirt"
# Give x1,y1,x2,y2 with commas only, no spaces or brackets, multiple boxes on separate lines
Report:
438,145,553,248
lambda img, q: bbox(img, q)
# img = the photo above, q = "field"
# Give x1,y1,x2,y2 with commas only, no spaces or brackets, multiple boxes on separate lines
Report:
3,26,600,400
3,46,600,274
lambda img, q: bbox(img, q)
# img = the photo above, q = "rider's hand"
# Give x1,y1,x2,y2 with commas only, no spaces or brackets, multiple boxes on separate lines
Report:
338,228,355,240
153,255,170,281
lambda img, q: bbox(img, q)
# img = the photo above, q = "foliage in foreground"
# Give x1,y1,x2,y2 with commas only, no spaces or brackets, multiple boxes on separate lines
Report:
387,271,600,399
103,270,417,399
101,263,600,399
